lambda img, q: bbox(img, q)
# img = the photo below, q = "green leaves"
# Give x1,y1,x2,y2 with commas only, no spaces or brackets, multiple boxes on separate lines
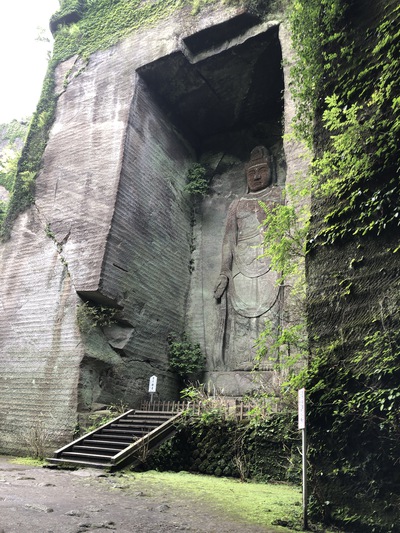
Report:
167,333,205,380
290,0,400,247
261,202,307,278
184,163,209,196
76,301,119,333
290,3,400,528
52,0,209,63
289,0,347,146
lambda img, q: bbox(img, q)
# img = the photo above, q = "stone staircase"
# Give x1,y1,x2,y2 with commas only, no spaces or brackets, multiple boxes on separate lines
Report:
46,409,183,471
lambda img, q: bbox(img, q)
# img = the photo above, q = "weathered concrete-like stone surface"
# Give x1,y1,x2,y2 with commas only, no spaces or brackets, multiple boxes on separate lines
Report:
0,209,81,454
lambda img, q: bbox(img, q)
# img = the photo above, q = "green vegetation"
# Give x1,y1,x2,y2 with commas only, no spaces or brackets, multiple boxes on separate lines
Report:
0,0,258,238
256,177,310,398
50,0,85,34
0,62,57,240
287,0,400,531
76,301,119,333
167,333,205,381
0,150,19,193
10,457,47,467
0,119,29,147
5,458,342,532
184,163,209,196
146,385,301,484
19,419,62,460
2,0,398,529
290,0,400,247
0,119,30,224
78,401,129,435
128,471,303,532
304,292,400,531
51,0,244,64
147,411,300,483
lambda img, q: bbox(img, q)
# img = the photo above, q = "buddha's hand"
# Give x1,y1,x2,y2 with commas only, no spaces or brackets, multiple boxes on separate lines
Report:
214,274,228,300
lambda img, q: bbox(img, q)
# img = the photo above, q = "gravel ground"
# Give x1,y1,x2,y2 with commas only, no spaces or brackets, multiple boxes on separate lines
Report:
0,457,281,533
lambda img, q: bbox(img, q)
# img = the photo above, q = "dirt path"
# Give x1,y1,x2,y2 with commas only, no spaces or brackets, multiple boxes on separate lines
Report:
0,457,282,533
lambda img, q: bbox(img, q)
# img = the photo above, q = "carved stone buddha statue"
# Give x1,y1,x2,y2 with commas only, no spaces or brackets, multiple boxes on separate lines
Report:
213,146,283,370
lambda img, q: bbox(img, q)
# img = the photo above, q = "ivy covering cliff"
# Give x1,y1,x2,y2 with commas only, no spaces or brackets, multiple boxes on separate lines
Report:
289,0,400,530
0,119,29,224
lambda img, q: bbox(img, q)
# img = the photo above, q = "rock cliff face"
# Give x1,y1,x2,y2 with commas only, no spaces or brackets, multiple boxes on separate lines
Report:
302,0,400,529
0,3,306,453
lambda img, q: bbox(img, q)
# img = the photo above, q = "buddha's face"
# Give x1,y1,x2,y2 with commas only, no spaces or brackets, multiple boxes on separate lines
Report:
246,163,271,192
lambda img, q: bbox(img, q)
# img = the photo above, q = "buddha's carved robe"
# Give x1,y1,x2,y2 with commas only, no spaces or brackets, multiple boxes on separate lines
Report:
214,185,282,370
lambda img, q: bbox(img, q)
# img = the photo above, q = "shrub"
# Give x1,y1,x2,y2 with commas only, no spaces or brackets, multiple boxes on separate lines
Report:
167,333,205,381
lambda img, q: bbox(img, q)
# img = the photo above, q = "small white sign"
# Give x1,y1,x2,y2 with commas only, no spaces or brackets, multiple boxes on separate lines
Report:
148,375,157,393
298,388,306,430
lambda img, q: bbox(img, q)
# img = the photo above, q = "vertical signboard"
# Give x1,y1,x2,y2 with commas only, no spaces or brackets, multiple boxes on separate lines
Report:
148,375,157,403
148,375,157,393
298,387,306,429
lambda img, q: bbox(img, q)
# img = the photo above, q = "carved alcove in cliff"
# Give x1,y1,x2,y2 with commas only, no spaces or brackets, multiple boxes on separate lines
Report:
137,16,283,160
136,15,285,395
0,7,293,454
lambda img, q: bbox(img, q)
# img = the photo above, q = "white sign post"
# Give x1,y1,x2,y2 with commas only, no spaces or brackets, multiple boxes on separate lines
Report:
298,388,308,530
148,375,157,404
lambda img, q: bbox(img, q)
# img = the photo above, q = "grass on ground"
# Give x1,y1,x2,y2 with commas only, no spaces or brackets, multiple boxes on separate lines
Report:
122,471,341,533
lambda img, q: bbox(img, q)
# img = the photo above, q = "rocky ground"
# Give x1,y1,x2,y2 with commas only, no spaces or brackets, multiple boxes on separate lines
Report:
0,457,281,533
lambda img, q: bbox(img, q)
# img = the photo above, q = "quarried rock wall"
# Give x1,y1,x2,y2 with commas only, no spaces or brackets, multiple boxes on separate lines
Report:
95,76,194,405
0,209,81,454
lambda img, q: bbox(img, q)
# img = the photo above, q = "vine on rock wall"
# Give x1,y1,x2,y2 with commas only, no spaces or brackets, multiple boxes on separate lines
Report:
0,61,57,240
289,0,400,531
305,292,400,532
50,0,256,63
290,0,400,248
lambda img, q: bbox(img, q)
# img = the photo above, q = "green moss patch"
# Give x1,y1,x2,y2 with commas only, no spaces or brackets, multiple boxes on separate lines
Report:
126,470,302,531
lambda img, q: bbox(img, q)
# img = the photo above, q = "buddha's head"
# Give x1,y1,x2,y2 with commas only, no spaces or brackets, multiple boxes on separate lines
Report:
246,146,271,192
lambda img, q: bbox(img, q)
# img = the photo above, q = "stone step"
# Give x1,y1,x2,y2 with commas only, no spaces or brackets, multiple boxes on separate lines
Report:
46,458,110,469
61,451,112,462
109,422,159,430
100,428,147,436
92,434,135,442
130,411,176,420
86,439,129,448
116,418,163,424
73,446,119,455
49,409,183,471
